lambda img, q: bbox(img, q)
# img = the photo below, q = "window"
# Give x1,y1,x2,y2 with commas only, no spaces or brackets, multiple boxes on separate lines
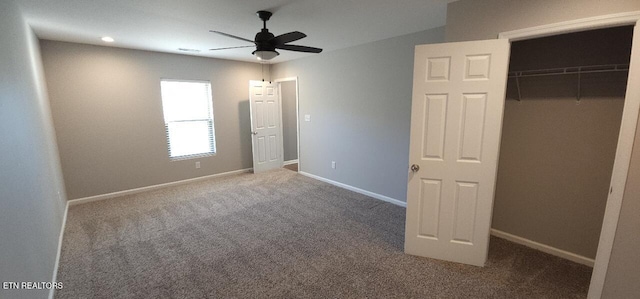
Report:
160,79,216,160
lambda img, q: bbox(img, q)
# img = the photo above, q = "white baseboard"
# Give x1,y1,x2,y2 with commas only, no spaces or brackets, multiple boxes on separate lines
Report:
68,168,253,206
299,171,407,208
491,229,594,267
283,159,299,166
49,200,69,299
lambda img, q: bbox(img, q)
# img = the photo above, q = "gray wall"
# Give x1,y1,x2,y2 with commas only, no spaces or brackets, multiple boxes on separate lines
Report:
0,1,67,298
447,0,640,297
41,41,262,199
281,80,298,162
272,28,445,201
496,97,624,259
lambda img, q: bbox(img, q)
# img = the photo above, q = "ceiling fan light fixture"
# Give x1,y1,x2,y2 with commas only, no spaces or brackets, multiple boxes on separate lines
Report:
253,50,279,60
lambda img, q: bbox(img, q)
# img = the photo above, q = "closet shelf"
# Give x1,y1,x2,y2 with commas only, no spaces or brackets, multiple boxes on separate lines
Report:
508,64,629,78
508,64,629,101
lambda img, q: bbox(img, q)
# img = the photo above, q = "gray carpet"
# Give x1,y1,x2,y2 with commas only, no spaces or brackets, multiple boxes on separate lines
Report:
55,169,592,298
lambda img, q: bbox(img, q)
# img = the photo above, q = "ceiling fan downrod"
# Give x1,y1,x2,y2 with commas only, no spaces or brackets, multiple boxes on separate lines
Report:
257,10,272,30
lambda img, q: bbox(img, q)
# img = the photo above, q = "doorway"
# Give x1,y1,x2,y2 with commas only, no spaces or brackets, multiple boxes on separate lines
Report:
493,26,632,266
499,15,640,298
276,77,300,172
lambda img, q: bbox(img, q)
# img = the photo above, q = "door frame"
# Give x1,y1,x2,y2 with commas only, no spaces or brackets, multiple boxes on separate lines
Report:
498,11,640,299
274,77,300,172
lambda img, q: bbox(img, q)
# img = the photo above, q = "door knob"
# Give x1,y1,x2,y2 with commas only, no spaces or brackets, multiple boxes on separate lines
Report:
251,131,258,135
410,164,420,172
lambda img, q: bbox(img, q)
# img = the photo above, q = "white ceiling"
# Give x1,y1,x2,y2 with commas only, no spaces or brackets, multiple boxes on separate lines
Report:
17,0,453,63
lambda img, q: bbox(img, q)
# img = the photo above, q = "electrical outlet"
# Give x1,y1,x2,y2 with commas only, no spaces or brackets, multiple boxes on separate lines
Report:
195,161,201,169
331,161,336,169
304,114,311,122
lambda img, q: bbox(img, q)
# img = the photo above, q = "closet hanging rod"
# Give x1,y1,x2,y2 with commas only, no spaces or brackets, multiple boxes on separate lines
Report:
508,64,629,79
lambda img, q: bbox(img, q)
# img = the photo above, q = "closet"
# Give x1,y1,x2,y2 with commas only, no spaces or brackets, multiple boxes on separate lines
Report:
492,26,633,263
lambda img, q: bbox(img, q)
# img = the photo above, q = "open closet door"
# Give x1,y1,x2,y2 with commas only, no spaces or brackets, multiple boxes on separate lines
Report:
249,80,283,173
405,39,510,266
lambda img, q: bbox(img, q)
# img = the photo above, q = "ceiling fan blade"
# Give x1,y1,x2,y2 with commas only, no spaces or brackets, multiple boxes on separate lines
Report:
276,44,323,53
209,45,254,51
271,31,306,45
209,30,255,44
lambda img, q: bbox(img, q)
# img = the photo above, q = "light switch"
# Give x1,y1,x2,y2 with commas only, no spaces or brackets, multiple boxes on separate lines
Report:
304,114,311,122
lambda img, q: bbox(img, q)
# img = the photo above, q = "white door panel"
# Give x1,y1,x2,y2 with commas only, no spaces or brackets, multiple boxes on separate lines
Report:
250,81,283,173
405,39,510,266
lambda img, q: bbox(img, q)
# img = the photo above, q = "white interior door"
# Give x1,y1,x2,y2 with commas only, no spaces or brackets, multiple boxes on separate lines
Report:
249,80,283,173
405,39,510,266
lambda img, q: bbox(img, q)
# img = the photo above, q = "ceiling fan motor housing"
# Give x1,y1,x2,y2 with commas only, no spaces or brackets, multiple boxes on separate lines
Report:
255,29,276,51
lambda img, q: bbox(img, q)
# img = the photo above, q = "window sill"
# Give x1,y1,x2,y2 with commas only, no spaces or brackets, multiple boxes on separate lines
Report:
169,152,216,161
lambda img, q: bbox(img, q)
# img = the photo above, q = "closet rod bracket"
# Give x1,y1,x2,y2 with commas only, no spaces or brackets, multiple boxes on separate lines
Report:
577,68,581,102
515,75,522,101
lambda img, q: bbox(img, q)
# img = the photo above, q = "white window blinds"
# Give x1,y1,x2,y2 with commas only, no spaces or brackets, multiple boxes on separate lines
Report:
160,80,216,159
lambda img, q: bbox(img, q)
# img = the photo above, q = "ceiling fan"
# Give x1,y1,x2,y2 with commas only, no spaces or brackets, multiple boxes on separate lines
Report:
209,10,323,61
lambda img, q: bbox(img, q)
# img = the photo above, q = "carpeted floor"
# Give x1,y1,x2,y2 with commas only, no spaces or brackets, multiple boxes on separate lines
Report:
55,169,592,298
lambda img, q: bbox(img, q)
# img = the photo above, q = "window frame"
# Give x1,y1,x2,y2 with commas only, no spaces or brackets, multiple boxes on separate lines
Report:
159,78,217,161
